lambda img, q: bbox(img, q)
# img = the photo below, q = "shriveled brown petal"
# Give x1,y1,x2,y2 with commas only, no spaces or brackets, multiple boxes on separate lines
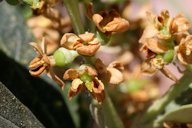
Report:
91,77,105,102
78,32,95,42
60,33,80,50
82,65,98,76
139,26,170,54
47,68,65,89
68,78,83,99
76,43,100,56
103,17,129,33
107,67,124,84
92,13,104,32
177,36,192,65
63,68,80,80
144,37,170,54
170,14,190,34
29,58,46,77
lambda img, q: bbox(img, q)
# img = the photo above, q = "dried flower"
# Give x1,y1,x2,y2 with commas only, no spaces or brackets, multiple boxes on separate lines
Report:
139,10,175,54
177,35,192,65
141,57,177,81
29,38,65,89
60,32,101,56
88,3,129,34
95,59,124,84
63,65,105,102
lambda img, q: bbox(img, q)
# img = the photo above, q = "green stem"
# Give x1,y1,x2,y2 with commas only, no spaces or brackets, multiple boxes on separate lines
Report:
102,91,124,128
90,90,124,128
63,0,84,34
132,71,192,128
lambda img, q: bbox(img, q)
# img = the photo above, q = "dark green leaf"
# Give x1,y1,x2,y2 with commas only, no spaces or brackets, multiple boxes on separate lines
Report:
0,82,44,128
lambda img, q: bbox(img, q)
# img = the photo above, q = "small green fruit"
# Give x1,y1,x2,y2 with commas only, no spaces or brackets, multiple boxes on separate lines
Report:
53,48,79,67
163,50,174,63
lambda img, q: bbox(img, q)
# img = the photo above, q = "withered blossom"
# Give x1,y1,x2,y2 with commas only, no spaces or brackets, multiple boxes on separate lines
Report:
87,3,129,34
141,57,177,82
177,35,192,65
60,32,100,56
139,11,173,54
95,59,124,84
63,65,105,102
29,38,65,89
140,10,190,55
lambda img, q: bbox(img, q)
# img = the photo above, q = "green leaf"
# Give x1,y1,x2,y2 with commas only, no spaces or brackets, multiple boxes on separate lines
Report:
0,1,34,65
163,104,192,123
0,82,44,127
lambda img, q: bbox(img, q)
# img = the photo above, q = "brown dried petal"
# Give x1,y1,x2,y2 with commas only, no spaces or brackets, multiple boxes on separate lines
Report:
29,57,46,76
78,32,95,42
107,67,124,84
76,43,100,56
82,65,98,76
177,35,192,65
63,69,80,80
68,79,83,99
170,14,190,34
144,37,169,54
91,77,105,102
103,17,129,33
139,26,169,54
60,33,80,50
92,14,104,32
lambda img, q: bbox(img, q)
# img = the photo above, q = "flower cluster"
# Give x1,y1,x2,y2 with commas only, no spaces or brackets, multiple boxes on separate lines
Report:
140,10,191,81
28,3,129,102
